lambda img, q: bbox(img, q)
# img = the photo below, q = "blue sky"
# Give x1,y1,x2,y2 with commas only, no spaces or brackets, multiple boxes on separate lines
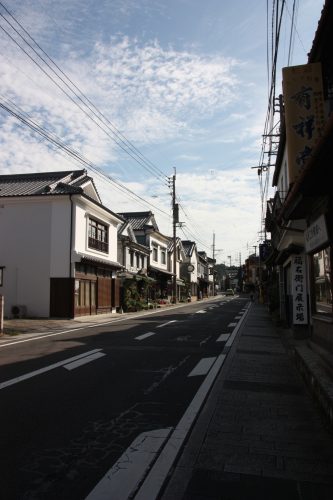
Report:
0,0,324,263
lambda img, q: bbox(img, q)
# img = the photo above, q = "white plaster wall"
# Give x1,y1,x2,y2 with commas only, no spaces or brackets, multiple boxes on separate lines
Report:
0,198,53,317
72,197,120,263
149,235,168,272
50,198,71,276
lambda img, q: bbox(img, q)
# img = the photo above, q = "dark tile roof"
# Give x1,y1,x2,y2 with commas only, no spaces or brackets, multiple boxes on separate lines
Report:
0,169,89,197
119,211,159,231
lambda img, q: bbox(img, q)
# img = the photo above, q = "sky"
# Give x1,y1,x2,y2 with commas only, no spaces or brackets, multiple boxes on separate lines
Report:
0,0,325,265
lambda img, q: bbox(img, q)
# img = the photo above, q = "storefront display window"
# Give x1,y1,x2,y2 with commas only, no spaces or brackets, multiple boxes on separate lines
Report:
313,246,332,314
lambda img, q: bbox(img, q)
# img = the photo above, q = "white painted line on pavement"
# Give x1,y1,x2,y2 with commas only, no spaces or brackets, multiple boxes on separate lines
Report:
216,333,230,342
0,349,102,390
188,357,216,377
235,315,242,319
225,304,251,348
0,302,197,349
227,322,237,328
157,320,177,328
64,352,106,371
195,310,206,314
85,428,172,500
134,353,227,500
135,331,157,341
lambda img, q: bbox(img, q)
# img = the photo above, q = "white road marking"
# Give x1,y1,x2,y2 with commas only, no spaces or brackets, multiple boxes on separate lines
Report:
157,320,177,328
64,352,106,371
195,310,206,314
0,302,193,349
225,304,251,347
0,349,102,390
235,315,242,319
199,335,211,347
134,353,227,500
85,428,172,500
135,331,157,340
216,333,230,342
228,322,237,328
188,357,216,377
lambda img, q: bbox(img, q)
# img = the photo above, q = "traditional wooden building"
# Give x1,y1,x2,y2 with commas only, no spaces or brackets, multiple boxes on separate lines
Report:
0,169,123,318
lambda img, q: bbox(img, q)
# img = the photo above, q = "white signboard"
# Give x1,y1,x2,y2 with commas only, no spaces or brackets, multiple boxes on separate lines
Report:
305,214,329,253
291,254,308,324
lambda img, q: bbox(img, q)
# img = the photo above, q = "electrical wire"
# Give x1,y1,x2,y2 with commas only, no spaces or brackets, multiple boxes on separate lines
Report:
0,1,169,185
0,96,171,217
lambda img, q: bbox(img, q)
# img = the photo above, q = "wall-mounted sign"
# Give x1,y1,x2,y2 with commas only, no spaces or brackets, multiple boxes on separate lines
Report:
283,62,325,183
291,254,308,324
187,264,195,273
305,214,329,253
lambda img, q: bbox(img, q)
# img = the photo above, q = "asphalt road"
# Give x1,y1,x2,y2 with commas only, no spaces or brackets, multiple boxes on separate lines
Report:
0,295,249,500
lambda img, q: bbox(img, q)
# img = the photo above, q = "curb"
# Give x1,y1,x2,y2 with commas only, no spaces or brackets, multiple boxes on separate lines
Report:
294,343,333,429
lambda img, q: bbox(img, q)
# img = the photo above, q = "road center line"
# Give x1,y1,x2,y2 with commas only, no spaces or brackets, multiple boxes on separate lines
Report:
64,352,106,371
135,331,157,341
134,353,227,500
85,428,172,500
0,349,102,390
188,357,216,377
216,333,230,342
156,320,177,328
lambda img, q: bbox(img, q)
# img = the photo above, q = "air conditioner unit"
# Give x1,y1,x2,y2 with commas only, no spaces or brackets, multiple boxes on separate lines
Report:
11,305,27,319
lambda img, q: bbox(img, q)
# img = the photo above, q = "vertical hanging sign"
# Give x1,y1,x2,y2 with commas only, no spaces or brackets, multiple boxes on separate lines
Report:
291,254,308,324
282,62,325,183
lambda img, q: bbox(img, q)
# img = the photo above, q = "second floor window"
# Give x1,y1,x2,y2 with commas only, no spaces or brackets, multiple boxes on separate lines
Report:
153,247,158,262
88,218,108,253
161,250,166,265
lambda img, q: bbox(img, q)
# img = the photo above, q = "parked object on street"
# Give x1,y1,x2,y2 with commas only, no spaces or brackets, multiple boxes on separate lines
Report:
225,289,234,296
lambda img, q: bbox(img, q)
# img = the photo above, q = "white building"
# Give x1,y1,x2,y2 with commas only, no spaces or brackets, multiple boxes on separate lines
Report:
0,170,123,318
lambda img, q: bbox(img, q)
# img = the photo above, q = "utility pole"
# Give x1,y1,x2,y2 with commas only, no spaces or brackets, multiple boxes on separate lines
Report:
172,169,178,303
212,232,216,296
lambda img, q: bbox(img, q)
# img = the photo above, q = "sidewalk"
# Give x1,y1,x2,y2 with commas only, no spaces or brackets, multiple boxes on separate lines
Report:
162,303,333,500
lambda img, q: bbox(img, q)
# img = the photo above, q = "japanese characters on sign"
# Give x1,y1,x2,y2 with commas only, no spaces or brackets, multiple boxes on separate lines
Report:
305,214,329,253
282,62,325,183
291,254,308,325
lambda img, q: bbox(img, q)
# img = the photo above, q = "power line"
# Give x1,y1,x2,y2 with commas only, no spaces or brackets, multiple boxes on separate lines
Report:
0,96,171,218
0,1,169,185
